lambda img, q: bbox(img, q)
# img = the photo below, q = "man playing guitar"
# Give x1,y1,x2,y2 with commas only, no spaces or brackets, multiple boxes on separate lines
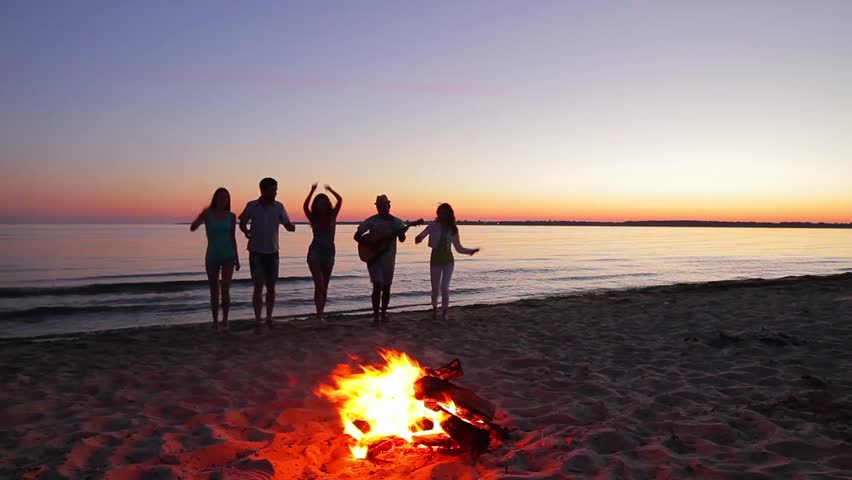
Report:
353,194,422,325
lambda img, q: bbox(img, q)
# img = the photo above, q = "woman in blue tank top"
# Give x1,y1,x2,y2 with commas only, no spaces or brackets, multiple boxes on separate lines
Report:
303,183,342,328
191,187,240,331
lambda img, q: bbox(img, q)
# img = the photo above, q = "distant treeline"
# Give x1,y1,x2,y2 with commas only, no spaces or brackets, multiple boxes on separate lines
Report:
180,220,852,229
452,220,852,229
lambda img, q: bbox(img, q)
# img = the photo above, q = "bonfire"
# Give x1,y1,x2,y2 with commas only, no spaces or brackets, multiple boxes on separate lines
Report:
316,349,506,460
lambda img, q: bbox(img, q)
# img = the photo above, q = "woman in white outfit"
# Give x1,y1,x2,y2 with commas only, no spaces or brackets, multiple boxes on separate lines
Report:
415,203,479,320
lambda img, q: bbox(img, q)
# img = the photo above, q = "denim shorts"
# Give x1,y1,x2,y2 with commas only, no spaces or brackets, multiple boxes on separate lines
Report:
205,257,236,273
249,252,279,283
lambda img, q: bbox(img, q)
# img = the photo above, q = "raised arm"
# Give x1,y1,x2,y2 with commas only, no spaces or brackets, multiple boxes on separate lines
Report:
190,208,208,232
325,184,343,216
452,232,479,255
303,183,317,221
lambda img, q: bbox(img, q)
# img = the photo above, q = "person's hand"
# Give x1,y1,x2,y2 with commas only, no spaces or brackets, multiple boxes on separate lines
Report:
235,261,241,271
311,182,318,191
471,248,480,255
285,223,296,232
243,231,251,240
415,236,423,244
324,184,332,191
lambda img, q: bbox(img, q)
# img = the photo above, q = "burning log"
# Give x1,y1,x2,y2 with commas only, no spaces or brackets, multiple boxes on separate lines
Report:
414,375,496,422
316,349,506,460
366,437,406,458
440,414,491,457
415,360,508,455
424,358,464,381
353,419,371,434
412,435,457,450
409,418,434,433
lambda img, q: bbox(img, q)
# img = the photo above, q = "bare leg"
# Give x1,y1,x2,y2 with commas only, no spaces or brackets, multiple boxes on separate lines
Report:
322,263,333,324
308,260,327,326
220,263,235,330
441,264,454,320
322,264,333,308
381,285,391,321
265,282,276,327
252,280,264,333
206,265,220,329
371,282,382,324
430,265,441,319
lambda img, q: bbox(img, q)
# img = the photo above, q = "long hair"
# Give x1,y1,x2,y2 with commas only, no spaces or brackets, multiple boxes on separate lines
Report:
436,203,458,234
209,187,231,212
311,193,333,218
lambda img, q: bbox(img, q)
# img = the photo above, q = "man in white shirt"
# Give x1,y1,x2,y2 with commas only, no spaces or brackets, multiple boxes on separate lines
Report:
239,177,295,333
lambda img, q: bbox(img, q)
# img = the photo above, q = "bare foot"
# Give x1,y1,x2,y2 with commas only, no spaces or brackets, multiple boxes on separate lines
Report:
221,321,230,332
265,320,275,330
317,315,328,328
441,311,448,322
381,313,389,324
372,316,380,326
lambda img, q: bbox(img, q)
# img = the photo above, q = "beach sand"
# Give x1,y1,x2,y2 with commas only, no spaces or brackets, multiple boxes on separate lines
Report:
2,274,852,479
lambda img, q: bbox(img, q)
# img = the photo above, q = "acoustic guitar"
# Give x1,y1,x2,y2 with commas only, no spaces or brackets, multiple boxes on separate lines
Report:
357,218,425,263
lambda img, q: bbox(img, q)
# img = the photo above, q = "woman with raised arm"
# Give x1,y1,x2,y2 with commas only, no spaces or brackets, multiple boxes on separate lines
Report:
415,203,479,321
304,183,342,327
190,187,240,331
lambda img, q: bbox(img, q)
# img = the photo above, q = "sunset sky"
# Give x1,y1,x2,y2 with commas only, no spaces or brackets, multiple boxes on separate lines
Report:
2,1,851,223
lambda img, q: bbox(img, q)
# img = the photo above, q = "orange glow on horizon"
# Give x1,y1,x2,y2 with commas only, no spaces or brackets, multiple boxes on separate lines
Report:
3,168,849,224
4,195,850,224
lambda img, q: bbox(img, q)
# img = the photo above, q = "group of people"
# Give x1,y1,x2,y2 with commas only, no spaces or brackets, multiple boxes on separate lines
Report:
190,177,479,333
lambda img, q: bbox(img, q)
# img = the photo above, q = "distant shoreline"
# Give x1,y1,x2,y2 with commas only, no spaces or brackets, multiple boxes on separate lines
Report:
454,220,852,229
170,220,852,229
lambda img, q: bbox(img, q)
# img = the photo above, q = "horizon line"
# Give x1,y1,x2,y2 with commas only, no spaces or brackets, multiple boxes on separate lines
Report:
2,219,851,228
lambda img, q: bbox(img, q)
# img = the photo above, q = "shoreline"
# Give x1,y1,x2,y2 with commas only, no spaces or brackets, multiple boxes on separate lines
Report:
4,272,851,343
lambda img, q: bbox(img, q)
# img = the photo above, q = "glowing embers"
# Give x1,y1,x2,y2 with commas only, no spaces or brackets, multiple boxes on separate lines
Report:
316,350,506,460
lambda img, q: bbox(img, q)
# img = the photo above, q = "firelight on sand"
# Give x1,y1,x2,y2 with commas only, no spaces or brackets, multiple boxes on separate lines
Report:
316,349,457,459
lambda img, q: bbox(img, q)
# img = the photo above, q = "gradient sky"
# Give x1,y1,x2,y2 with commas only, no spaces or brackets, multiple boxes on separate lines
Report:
2,0,851,223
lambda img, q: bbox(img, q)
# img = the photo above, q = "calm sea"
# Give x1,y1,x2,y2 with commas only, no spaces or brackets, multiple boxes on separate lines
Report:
1,224,850,338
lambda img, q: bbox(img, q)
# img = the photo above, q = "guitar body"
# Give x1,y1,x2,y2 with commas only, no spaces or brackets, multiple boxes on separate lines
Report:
358,218,424,263
357,228,394,264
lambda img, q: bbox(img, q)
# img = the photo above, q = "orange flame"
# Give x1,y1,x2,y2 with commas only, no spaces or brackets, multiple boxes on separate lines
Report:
316,349,453,459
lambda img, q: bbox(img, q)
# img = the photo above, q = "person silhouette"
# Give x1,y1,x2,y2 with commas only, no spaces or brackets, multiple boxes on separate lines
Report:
415,203,479,321
303,183,342,328
190,187,240,331
353,195,409,325
238,177,295,333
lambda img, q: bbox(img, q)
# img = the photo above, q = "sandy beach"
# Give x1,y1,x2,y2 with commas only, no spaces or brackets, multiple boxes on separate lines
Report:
2,273,852,479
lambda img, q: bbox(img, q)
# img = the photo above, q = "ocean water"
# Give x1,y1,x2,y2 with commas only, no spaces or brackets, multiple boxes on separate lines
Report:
1,224,850,338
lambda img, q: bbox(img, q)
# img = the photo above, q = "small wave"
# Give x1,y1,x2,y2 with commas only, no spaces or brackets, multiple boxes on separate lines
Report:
481,267,561,275
0,304,160,322
553,272,657,282
75,271,204,281
0,275,362,298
